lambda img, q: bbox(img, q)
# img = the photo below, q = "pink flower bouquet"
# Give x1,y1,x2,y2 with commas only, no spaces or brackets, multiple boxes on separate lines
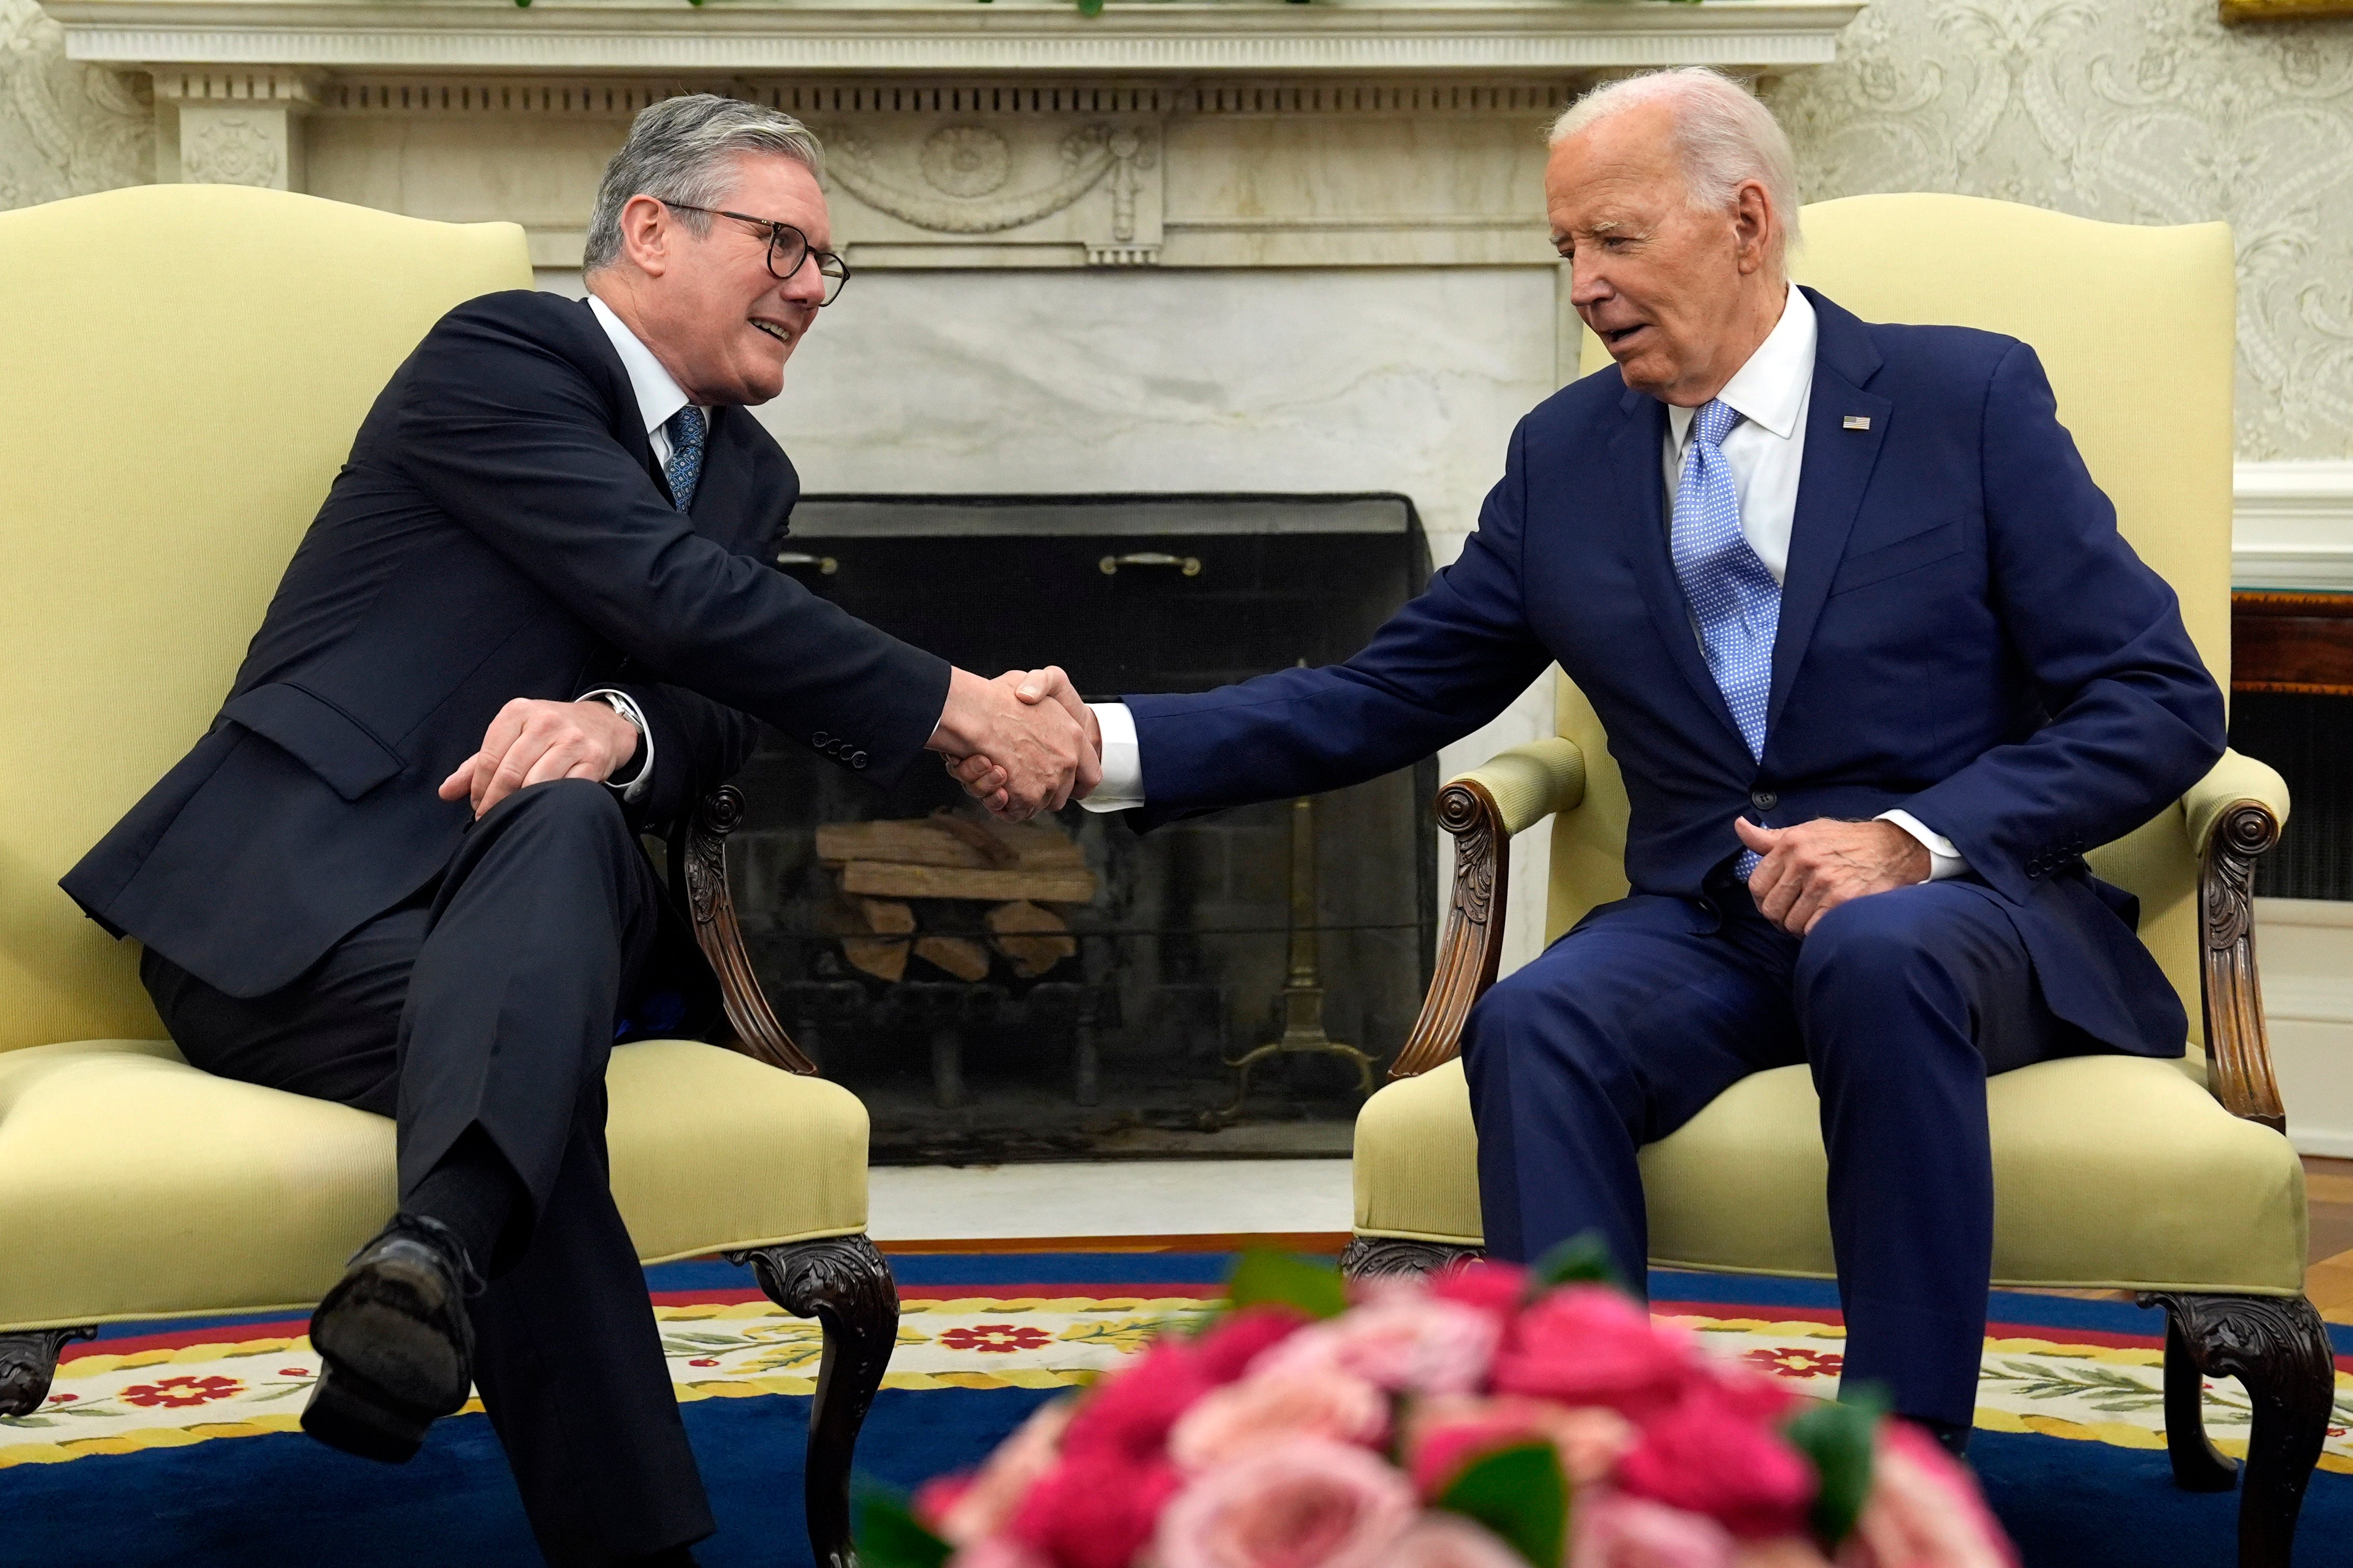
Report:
861,1252,2015,1568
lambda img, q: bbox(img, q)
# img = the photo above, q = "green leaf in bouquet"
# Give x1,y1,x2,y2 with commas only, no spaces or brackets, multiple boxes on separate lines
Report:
1224,1250,1350,1321
1529,1230,1627,1293
1433,1440,1570,1568
1781,1387,1887,1549
852,1483,952,1568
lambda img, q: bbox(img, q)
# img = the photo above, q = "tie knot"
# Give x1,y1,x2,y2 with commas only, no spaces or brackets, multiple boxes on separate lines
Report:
667,405,707,455
1692,397,1742,450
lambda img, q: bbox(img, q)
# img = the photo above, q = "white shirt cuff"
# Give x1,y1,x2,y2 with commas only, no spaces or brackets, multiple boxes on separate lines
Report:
1876,809,1967,881
580,688,653,804
1083,701,1144,812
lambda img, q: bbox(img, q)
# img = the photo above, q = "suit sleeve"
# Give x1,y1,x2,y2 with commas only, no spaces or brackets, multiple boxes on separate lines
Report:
610,679,760,830
1126,419,1555,826
1897,342,2226,901
393,298,951,787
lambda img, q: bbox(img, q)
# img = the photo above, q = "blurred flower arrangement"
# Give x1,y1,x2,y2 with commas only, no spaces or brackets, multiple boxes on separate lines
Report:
859,1250,2014,1568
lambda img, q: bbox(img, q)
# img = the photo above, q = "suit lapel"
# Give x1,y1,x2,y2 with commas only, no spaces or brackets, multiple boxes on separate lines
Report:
570,297,672,498
686,408,750,535
1766,290,1890,733
1606,386,1752,754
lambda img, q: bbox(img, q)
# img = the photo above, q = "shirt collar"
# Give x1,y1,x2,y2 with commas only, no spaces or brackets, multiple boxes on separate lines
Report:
586,293,694,440
1666,284,1818,448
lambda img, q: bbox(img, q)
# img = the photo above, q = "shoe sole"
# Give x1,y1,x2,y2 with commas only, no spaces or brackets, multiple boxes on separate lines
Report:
300,1361,430,1464
309,1258,470,1416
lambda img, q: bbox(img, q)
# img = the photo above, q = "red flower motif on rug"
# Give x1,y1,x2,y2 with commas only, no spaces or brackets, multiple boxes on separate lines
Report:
942,1324,1053,1355
1740,1347,1844,1380
120,1375,243,1408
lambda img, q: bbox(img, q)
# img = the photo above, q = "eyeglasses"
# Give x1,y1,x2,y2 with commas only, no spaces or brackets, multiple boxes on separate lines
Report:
659,200,850,307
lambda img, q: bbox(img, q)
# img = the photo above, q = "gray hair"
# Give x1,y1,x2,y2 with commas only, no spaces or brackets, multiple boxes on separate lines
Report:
1548,68,1801,267
583,93,825,274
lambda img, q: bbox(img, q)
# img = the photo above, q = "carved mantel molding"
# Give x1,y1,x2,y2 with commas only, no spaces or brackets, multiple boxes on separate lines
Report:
38,0,1864,262
47,0,1866,75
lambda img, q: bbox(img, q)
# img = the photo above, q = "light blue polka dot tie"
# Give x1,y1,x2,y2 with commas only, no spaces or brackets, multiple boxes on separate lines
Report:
1670,398,1781,880
664,406,707,514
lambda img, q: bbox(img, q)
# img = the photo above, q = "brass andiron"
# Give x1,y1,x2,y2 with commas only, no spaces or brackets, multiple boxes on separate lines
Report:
1221,794,1379,1117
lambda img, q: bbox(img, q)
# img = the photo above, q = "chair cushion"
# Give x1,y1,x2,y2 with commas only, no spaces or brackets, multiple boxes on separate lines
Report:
0,1038,868,1331
1354,1054,2306,1295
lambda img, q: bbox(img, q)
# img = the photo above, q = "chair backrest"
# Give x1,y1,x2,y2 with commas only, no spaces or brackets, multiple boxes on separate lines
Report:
0,185,532,1053
1559,193,2236,1043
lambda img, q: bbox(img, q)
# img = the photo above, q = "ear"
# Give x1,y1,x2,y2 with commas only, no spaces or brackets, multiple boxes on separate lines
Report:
617,193,673,279
1730,180,1773,277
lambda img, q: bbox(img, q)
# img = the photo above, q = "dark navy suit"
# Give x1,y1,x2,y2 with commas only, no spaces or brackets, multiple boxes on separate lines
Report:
1123,289,2226,1426
63,290,948,1562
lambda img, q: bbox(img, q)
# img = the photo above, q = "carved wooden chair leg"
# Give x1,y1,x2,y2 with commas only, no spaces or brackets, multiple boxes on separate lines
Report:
733,1236,900,1568
1337,1238,1484,1281
2159,1306,2243,1492
2142,1292,2335,1568
0,1327,97,1418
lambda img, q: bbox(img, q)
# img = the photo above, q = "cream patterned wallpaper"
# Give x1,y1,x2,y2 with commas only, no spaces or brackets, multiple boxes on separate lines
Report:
5,0,2352,454
0,0,146,209
1768,0,2353,458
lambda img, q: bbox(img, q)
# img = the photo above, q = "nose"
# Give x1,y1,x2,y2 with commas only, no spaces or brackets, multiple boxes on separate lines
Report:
776,249,827,308
1567,254,1613,309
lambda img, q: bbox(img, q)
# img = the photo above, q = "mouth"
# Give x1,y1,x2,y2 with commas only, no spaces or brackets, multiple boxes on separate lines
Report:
749,317,795,348
1600,323,1649,351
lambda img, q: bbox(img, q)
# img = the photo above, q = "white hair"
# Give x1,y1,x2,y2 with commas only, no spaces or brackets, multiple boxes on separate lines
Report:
1548,68,1801,267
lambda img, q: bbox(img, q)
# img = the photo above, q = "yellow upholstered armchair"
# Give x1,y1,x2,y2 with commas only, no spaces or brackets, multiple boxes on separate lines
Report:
1345,196,2334,1567
0,186,891,1566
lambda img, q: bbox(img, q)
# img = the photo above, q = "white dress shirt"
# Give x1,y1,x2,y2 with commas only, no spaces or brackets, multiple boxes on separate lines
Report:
577,291,710,803
1089,286,1960,879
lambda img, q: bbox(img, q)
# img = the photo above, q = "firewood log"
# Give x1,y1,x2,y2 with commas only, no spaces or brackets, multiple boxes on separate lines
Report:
986,900,1076,978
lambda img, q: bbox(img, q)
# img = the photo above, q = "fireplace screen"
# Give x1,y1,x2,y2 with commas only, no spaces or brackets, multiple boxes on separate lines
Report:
725,495,1437,1163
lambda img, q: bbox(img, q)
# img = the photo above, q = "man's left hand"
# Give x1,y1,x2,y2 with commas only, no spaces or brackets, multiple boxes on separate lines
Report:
439,698,642,819
1737,816,1929,936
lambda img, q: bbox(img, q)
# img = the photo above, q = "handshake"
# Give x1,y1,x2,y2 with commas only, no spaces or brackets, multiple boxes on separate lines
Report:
926,664,1104,822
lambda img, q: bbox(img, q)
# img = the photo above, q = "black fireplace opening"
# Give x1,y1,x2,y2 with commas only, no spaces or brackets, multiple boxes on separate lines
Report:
723,494,1439,1164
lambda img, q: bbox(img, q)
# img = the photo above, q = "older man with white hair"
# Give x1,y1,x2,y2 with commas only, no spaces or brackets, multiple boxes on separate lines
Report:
65,95,1097,1565
965,67,2225,1448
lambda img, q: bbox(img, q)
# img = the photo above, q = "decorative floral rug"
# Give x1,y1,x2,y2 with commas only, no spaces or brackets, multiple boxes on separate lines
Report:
8,1271,2348,1477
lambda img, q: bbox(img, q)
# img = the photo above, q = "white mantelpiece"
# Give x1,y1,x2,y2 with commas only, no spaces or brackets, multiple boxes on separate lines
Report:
52,0,1866,77
43,0,1863,272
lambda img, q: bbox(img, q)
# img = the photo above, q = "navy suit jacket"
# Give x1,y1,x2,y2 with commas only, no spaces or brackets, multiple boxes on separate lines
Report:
65,290,950,998
1126,289,2227,1056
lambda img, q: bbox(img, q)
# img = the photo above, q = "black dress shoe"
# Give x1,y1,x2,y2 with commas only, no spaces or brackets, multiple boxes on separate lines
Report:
301,1214,480,1464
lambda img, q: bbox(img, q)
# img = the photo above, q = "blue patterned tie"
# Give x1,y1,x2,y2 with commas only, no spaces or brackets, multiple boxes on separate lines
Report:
1670,398,1781,881
664,406,707,513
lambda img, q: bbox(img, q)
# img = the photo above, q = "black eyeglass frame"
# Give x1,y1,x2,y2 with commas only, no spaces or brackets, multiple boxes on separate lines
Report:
659,200,851,306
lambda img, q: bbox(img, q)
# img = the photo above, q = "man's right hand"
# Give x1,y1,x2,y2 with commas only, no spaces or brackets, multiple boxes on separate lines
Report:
928,666,1100,822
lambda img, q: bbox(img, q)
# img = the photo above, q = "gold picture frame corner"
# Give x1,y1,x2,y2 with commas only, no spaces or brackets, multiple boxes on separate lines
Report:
2220,0,2353,22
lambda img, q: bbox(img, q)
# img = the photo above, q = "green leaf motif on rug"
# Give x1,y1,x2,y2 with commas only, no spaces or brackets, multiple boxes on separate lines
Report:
1432,1440,1570,1568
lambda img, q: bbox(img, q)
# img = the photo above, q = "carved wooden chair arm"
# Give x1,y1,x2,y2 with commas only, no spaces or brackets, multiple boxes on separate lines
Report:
669,784,819,1076
1389,739,1588,1079
2186,749,2292,1132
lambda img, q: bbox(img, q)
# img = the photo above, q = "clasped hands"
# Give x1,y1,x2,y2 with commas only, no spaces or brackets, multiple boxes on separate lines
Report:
929,665,1099,822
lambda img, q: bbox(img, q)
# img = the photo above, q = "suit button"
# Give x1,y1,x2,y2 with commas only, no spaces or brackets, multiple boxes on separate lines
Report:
1750,789,1778,811
851,751,868,769
813,731,830,747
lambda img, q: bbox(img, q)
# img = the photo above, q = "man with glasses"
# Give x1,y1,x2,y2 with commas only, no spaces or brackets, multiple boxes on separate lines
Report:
62,94,1095,1567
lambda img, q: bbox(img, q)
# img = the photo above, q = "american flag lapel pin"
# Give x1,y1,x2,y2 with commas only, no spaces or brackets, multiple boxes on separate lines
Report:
1842,414,1872,431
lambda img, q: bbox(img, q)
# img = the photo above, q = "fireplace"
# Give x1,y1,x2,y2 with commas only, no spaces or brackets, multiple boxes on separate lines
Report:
724,493,1437,1163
